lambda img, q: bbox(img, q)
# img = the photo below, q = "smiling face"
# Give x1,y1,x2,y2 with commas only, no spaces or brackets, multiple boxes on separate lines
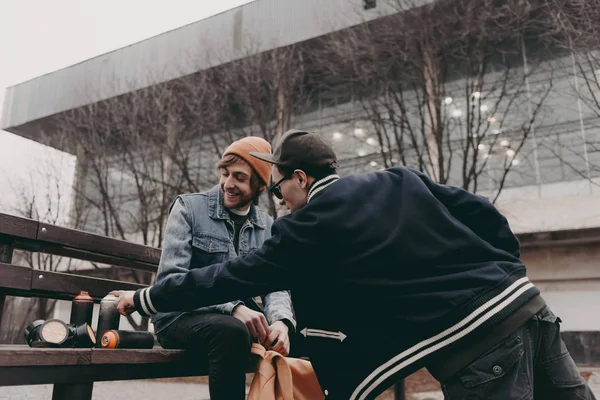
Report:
219,158,262,211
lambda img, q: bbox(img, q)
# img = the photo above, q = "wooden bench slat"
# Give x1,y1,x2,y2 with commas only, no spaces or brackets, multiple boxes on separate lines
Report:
0,346,91,367
0,346,187,367
0,214,38,240
0,264,146,300
0,345,255,369
91,348,187,365
0,345,256,386
0,363,209,386
32,269,147,300
0,263,32,291
14,239,158,272
37,223,161,265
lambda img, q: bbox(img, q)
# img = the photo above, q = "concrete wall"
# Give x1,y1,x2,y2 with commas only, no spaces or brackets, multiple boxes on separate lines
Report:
495,178,600,234
518,215,600,331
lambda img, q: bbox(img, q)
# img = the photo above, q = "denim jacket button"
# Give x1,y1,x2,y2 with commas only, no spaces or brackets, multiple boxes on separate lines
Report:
492,365,503,375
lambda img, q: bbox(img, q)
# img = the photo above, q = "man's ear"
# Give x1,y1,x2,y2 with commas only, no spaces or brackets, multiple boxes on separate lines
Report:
294,169,309,189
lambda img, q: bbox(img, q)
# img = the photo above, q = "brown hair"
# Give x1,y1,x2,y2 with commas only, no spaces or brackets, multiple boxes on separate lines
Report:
217,154,265,205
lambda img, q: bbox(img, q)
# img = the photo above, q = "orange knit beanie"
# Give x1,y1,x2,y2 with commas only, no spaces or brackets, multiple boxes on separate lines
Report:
222,137,272,185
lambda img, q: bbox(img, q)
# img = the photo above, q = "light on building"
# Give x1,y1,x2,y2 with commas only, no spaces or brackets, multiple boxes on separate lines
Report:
354,128,365,137
506,149,516,157
451,109,462,118
512,159,520,166
478,143,486,151
333,132,343,141
500,140,510,147
472,91,481,99
357,149,367,157
480,104,489,113
488,116,497,123
483,153,490,159
366,137,378,146
370,161,378,167
492,128,502,135
444,96,453,105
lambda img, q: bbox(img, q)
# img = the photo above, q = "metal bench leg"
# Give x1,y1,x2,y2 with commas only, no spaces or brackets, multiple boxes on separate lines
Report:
394,379,405,400
52,383,93,400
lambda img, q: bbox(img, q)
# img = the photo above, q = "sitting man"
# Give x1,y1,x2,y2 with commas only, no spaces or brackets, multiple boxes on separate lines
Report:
151,136,295,400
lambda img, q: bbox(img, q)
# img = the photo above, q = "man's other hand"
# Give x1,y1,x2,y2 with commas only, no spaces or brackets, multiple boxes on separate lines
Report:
232,304,270,342
263,320,290,356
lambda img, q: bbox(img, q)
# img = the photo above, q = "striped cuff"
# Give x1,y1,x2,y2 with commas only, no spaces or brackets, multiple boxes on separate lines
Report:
134,287,159,317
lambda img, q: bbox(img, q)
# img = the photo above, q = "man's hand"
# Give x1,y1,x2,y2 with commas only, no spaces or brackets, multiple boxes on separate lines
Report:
109,290,136,316
263,320,290,356
232,305,270,342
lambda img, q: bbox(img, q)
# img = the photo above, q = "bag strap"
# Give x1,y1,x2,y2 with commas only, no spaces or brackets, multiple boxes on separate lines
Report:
251,342,266,358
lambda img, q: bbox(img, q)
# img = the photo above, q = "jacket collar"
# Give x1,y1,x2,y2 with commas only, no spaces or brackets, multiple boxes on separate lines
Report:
207,185,267,229
307,174,340,203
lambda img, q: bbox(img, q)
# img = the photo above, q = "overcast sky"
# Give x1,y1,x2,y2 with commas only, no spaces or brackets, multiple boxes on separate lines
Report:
0,0,254,220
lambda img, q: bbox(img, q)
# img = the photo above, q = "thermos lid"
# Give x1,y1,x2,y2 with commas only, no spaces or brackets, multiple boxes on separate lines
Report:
74,290,94,302
101,330,119,348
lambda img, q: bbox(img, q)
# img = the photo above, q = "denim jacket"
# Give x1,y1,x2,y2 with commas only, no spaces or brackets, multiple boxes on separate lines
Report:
151,185,296,334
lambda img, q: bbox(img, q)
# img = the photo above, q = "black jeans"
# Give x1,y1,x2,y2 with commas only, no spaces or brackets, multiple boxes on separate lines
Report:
441,306,596,399
157,312,253,400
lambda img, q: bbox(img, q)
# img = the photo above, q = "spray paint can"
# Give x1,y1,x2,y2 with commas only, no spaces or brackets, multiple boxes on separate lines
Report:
70,290,94,326
96,294,120,347
101,330,155,349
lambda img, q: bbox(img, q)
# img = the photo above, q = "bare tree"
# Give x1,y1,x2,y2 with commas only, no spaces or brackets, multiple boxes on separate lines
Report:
0,155,78,343
548,0,600,183
311,0,559,201
51,72,226,330
210,44,309,216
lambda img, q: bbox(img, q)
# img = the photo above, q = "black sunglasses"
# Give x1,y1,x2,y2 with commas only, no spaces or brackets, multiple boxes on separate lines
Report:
269,174,292,200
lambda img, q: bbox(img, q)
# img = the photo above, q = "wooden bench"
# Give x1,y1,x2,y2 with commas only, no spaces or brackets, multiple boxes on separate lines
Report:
0,212,218,399
0,212,407,399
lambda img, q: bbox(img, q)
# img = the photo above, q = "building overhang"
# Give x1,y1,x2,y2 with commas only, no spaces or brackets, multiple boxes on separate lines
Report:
1,0,433,150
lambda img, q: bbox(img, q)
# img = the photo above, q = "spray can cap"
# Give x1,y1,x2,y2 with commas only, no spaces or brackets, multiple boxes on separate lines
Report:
74,290,93,302
101,330,119,348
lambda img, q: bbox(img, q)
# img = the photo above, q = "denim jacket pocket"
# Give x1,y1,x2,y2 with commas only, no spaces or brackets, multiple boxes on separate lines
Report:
191,234,230,265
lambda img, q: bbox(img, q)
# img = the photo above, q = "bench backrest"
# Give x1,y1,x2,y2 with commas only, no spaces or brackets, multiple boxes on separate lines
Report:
0,212,161,310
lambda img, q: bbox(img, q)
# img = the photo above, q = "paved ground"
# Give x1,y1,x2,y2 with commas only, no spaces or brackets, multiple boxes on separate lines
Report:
0,380,212,400
1,369,599,399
